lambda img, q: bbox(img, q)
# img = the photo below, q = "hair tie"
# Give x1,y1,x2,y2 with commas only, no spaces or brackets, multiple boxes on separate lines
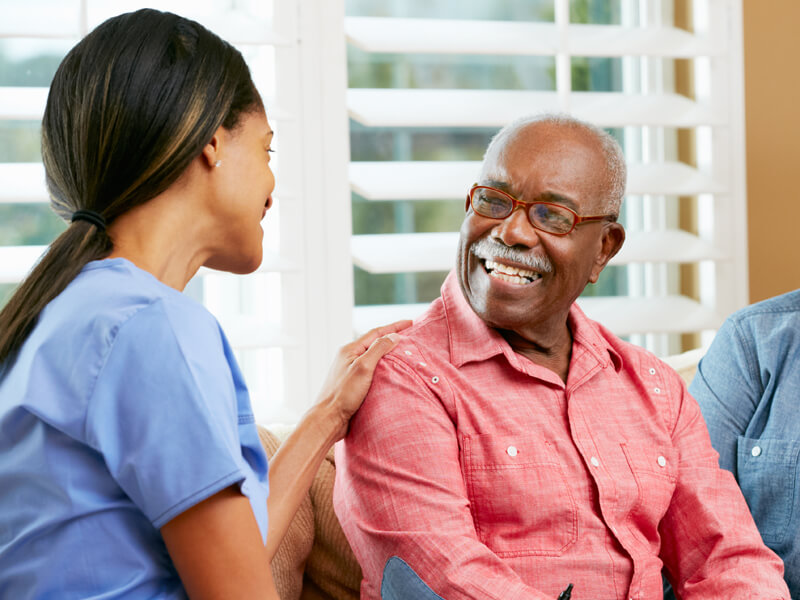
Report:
71,209,107,231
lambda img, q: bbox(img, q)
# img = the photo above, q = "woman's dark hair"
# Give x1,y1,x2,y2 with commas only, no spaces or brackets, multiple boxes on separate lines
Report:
0,9,262,363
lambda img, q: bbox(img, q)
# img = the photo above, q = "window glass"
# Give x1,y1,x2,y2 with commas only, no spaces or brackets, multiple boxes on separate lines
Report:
0,122,41,163
0,40,72,87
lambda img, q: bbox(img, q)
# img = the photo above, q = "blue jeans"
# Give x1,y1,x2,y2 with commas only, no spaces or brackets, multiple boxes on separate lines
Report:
381,557,444,600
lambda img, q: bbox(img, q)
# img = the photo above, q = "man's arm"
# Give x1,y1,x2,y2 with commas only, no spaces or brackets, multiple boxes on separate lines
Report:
333,355,549,600
688,317,760,474
658,371,788,599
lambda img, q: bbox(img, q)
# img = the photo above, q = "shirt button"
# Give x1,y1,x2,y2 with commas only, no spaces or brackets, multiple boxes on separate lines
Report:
418,362,427,367
431,376,439,384
649,368,656,375
751,445,762,457
507,445,518,457
404,350,412,356
657,456,667,467
654,387,661,394
590,456,600,467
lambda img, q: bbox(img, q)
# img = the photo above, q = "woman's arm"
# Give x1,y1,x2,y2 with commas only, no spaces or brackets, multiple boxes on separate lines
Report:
161,486,279,599
161,321,408,597
264,321,408,560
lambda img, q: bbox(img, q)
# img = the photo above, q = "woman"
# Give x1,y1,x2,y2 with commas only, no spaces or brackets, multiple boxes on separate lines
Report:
0,9,406,598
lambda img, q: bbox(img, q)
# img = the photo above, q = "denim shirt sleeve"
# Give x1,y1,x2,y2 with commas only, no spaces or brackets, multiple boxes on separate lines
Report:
689,293,800,597
689,317,760,475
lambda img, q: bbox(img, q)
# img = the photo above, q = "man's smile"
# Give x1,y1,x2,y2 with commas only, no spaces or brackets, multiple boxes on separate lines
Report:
483,259,542,285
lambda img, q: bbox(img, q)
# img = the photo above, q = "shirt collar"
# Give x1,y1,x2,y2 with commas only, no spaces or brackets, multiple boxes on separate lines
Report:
440,271,622,373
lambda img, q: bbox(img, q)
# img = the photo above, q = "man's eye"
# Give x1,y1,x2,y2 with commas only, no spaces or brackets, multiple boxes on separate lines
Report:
476,193,510,215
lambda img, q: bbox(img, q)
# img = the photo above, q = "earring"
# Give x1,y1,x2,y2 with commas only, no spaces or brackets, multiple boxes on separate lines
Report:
214,160,222,168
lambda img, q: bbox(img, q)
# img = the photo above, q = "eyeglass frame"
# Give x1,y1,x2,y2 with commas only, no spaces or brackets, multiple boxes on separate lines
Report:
465,184,617,236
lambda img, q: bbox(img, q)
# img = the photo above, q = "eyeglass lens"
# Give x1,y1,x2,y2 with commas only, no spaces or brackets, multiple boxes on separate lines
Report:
471,187,575,234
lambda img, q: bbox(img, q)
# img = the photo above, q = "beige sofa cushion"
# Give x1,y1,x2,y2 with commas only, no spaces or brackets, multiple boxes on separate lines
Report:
258,426,361,600
661,347,704,386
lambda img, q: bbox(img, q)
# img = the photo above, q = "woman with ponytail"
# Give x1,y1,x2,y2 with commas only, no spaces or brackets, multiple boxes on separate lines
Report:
0,9,406,599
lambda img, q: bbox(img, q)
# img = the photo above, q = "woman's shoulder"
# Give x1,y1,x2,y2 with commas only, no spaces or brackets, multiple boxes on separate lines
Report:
54,258,216,341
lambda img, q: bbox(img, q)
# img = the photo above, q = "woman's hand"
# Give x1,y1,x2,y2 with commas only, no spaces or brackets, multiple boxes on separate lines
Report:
264,320,411,558
316,320,412,442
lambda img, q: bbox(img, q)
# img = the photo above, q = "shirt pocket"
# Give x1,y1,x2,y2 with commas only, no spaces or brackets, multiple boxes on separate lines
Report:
461,433,578,557
737,436,800,546
621,442,676,540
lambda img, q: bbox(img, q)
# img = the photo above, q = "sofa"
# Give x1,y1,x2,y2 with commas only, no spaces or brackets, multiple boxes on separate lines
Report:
259,348,702,599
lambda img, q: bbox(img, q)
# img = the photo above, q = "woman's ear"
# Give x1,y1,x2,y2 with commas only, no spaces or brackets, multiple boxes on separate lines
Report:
200,126,224,169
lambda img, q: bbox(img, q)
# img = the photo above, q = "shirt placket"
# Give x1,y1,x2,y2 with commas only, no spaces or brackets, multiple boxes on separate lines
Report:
566,366,641,600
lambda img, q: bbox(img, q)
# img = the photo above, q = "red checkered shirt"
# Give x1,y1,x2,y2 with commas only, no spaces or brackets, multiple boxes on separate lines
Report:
334,272,788,600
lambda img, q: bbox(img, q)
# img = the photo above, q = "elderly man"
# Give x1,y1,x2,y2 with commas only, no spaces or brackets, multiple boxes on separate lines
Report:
333,114,789,600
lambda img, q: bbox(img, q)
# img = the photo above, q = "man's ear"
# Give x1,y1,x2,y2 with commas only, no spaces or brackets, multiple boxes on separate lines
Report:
589,222,625,284
200,126,224,169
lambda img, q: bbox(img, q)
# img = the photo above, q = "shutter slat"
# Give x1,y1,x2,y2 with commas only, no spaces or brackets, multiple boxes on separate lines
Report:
353,295,721,338
349,160,724,200
0,88,48,121
345,17,722,58
348,89,720,128
0,163,47,204
351,229,722,274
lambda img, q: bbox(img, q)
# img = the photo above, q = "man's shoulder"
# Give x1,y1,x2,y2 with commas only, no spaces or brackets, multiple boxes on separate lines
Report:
380,296,452,366
730,288,800,325
583,314,687,385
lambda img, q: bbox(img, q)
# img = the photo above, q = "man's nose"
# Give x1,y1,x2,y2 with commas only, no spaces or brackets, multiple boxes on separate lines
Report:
492,206,541,249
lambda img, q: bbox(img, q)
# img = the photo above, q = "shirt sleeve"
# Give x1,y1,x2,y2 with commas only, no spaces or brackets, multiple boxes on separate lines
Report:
658,370,789,599
83,300,254,529
333,354,550,600
688,316,760,474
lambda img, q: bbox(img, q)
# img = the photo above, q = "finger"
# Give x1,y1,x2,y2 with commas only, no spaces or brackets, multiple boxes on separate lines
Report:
350,332,401,374
350,320,412,354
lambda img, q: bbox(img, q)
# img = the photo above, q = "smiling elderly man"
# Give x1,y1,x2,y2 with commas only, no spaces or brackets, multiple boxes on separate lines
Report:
333,115,789,600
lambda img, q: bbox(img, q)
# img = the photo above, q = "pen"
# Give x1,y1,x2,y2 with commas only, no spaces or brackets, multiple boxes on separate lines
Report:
557,583,573,600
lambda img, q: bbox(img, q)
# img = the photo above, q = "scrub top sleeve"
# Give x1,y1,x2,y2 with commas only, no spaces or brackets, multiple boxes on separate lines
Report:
84,300,247,528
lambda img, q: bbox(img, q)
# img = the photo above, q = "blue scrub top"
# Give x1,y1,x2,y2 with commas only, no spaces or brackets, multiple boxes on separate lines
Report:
0,258,269,599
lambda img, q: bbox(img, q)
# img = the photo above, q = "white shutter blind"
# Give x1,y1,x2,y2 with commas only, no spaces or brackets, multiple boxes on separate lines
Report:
1,0,352,423
346,0,746,355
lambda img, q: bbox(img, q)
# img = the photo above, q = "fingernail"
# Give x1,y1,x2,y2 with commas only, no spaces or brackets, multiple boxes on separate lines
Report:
387,333,400,342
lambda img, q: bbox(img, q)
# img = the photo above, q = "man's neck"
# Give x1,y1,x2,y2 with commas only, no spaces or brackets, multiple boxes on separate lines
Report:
500,323,573,383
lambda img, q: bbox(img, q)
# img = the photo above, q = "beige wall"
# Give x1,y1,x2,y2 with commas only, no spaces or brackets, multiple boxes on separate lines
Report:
743,1,800,302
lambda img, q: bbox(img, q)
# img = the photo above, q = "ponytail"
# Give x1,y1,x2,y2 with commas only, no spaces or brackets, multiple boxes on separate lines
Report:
0,222,111,362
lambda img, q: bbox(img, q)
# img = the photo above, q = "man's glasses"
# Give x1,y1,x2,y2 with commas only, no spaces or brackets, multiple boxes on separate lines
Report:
466,184,616,236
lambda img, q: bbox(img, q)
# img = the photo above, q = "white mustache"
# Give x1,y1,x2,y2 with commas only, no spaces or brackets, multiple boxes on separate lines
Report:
470,237,553,273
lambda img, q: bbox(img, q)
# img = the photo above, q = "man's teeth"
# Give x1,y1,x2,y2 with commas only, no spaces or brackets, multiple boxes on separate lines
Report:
484,260,542,284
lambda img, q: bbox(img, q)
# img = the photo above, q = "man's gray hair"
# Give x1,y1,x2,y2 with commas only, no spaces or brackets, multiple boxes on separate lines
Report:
480,113,627,216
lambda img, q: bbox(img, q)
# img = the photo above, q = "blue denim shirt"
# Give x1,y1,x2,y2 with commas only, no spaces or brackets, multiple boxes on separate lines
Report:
689,289,800,597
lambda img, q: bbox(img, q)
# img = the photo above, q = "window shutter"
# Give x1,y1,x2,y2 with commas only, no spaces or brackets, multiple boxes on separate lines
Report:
346,0,746,356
